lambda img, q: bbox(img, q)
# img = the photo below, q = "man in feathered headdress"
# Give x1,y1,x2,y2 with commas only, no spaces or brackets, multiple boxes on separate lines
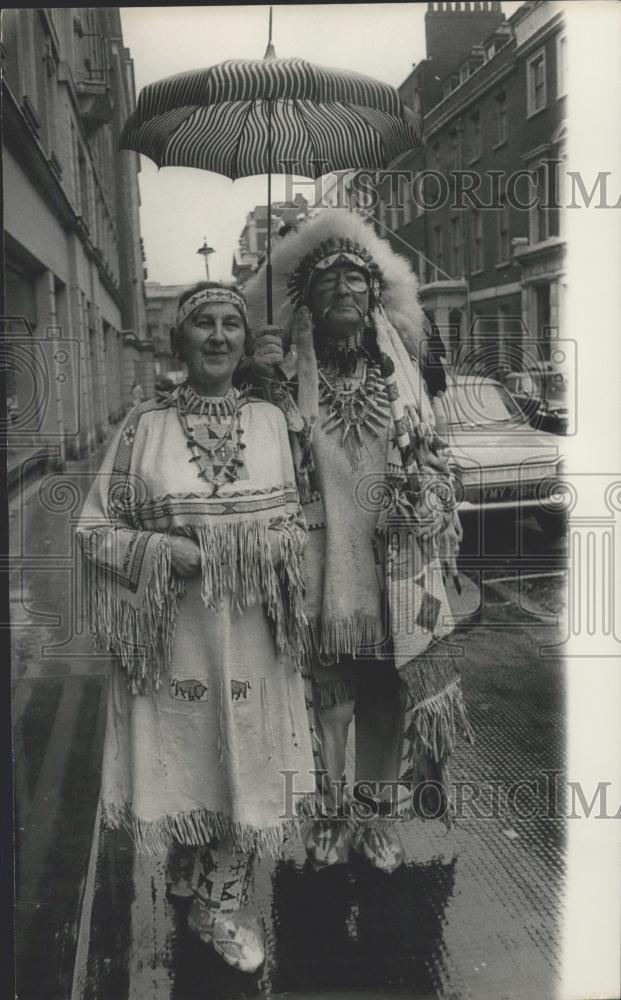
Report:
244,209,472,873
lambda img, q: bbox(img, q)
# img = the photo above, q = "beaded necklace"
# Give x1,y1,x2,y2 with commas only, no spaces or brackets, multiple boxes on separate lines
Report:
315,329,364,377
318,358,391,470
176,383,246,494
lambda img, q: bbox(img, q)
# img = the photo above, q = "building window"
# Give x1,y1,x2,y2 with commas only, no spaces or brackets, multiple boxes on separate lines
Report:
448,128,459,172
495,92,507,145
497,198,510,261
469,111,481,162
535,284,552,358
557,33,567,98
78,148,88,220
5,260,39,429
469,210,483,272
557,150,567,238
527,49,547,116
529,162,557,244
432,225,444,272
451,218,463,276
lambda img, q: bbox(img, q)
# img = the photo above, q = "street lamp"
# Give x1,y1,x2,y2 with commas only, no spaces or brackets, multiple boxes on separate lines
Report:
197,237,215,280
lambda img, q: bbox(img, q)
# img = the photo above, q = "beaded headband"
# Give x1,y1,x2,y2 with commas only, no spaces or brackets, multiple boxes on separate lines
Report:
286,237,385,309
177,287,248,327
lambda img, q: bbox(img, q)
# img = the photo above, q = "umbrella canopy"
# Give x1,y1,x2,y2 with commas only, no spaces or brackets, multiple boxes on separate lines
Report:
120,57,423,179
120,12,423,324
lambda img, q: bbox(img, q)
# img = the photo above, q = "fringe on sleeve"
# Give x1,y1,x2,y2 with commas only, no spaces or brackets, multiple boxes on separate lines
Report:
79,528,186,694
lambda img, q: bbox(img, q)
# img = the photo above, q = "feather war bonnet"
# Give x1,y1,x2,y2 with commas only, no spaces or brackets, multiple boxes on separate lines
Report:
244,209,426,361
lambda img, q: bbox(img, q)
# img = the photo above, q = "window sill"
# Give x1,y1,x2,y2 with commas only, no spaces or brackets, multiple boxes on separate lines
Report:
526,105,547,120
467,155,482,167
469,268,484,277
492,139,507,151
495,260,513,270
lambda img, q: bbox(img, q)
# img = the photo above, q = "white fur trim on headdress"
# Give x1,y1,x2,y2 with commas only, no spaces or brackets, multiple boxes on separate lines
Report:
177,287,248,327
244,209,425,360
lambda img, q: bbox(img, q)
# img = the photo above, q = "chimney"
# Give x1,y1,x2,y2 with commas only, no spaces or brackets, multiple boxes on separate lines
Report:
425,0,505,80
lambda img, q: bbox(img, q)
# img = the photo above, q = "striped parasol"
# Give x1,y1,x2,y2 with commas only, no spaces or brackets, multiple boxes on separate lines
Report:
120,9,423,320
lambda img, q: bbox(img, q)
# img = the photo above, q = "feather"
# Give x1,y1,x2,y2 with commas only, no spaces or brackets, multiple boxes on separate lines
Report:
244,209,426,360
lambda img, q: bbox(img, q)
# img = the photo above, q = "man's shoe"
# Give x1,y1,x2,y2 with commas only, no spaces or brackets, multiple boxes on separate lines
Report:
303,818,352,871
353,824,405,875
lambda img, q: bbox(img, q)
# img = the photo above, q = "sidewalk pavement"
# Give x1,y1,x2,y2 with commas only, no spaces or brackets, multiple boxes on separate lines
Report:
10,447,566,1000
10,443,113,1000
71,589,564,1000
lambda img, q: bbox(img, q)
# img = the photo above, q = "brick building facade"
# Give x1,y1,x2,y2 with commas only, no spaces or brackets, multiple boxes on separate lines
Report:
2,8,154,482
373,0,567,372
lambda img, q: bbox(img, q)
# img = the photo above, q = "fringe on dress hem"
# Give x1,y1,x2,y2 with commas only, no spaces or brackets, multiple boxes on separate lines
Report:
303,613,387,661
102,794,317,858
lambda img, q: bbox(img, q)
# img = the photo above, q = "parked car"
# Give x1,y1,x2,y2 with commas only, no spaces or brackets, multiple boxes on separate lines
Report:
502,365,569,435
441,375,566,537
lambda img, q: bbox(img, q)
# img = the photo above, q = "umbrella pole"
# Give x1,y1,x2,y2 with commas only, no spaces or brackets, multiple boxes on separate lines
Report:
264,5,274,324
266,98,273,324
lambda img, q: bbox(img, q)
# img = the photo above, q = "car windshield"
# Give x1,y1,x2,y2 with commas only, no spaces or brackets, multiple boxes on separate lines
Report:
445,381,523,428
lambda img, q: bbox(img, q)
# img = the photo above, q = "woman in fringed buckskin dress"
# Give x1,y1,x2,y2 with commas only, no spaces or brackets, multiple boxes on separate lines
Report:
77,282,315,973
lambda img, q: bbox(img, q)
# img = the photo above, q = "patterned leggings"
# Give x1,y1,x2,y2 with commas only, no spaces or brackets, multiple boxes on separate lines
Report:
166,838,253,914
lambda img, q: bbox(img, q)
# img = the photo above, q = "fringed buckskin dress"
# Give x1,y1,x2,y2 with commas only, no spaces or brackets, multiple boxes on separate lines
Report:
77,386,316,859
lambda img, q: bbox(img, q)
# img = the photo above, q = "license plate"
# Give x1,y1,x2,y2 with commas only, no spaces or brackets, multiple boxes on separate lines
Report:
477,480,542,504
483,483,518,502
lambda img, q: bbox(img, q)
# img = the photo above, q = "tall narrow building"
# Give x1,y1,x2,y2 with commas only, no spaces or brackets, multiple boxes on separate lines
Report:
2,8,154,485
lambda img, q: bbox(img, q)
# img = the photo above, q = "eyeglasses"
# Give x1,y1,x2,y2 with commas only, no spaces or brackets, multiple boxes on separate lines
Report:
313,269,369,294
